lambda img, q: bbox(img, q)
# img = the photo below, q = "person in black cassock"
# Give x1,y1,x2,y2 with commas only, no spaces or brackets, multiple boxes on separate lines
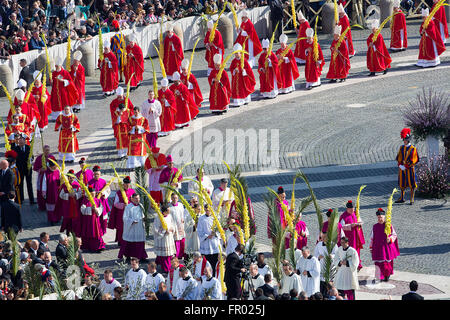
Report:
0,191,22,234
268,0,284,42
12,135,35,205
224,243,246,300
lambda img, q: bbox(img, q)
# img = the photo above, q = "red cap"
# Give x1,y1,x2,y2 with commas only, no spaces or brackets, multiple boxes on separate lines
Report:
93,165,101,172
152,147,160,153
5,150,18,159
112,20,120,30
400,128,411,139
68,169,75,174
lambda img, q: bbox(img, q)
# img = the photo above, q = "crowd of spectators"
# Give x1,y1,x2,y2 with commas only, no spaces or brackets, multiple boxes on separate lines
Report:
0,0,269,58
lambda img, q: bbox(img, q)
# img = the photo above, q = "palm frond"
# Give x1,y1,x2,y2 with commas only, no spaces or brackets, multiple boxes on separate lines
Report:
296,170,323,232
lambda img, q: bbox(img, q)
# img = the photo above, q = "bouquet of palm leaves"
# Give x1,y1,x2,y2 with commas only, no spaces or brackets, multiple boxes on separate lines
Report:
187,38,200,82
41,33,52,81
209,1,228,43
66,21,72,72
0,80,16,114
385,188,398,238
135,183,168,231
1,117,11,152
153,44,167,79
48,158,74,194
323,208,340,284
134,165,151,235
332,26,351,63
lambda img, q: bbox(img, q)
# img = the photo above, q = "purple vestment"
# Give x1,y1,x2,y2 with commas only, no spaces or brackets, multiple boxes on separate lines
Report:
108,188,135,245
44,168,61,223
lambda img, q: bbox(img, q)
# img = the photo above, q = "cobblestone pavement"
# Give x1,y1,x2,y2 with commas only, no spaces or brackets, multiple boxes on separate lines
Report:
1,20,449,294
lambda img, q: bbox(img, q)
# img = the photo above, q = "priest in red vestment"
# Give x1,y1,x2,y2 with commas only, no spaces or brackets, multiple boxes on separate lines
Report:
367,20,392,76
109,86,134,125
145,147,167,204
170,72,198,128
9,89,39,131
99,41,119,96
417,8,446,68
50,57,78,120
276,34,300,94
294,11,311,64
204,20,225,76
326,25,351,82
163,25,184,80
54,105,80,163
431,0,449,44
208,53,231,114
390,0,408,51
229,43,255,107
31,71,51,131
338,4,355,57
158,78,177,136
258,39,282,99
124,35,144,90
304,28,325,90
69,50,85,113
126,106,150,169
234,10,262,67
112,103,130,159
181,59,203,108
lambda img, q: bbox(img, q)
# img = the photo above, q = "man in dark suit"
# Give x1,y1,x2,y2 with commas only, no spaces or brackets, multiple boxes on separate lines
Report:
55,234,69,267
12,136,35,205
32,248,46,266
224,243,246,300
39,232,51,252
43,251,61,274
402,280,424,300
0,159,15,203
0,191,22,234
267,0,284,42
254,288,270,300
258,273,278,299
19,59,33,88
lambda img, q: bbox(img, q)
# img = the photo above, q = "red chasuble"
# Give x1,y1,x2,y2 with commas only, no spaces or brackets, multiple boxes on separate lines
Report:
390,9,408,49
124,43,144,87
234,19,262,58
432,3,449,41
55,112,80,153
169,82,198,127
31,85,52,129
294,20,311,62
127,115,150,156
338,15,355,56
418,19,446,62
276,47,300,89
304,41,325,83
112,107,130,151
9,101,40,127
204,29,224,70
158,88,177,133
229,57,256,100
98,51,119,93
144,153,167,171
50,68,79,112
109,97,134,124
208,67,231,112
69,63,85,105
367,33,392,72
181,72,203,108
326,39,351,79
258,51,282,94
163,33,184,77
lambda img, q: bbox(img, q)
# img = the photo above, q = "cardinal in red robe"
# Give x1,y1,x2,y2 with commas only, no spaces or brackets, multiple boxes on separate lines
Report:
158,79,177,136
208,53,231,113
126,106,150,168
204,20,224,76
124,36,144,89
55,105,80,162
70,51,86,113
431,0,449,44
163,26,184,80
276,34,300,94
9,89,40,131
112,102,131,159
31,71,51,130
50,57,79,120
98,41,119,96
109,86,134,125
229,44,256,107
367,21,392,76
417,8,446,68
170,72,198,128
258,39,282,99
294,11,311,64
234,10,262,67
390,1,408,51
326,25,351,82
181,59,203,108
304,28,325,90
338,4,355,57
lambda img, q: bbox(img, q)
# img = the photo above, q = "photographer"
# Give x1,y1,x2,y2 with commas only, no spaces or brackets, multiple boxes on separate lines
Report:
242,263,265,300
224,244,246,300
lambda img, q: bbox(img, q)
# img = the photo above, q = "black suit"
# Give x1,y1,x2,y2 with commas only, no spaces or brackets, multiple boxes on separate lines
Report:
258,283,278,299
39,240,50,252
224,251,243,300
0,199,22,234
55,243,68,266
0,168,14,202
12,144,34,203
19,66,33,88
402,292,424,300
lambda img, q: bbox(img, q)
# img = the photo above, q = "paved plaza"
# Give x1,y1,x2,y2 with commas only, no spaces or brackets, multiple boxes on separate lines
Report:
1,19,450,299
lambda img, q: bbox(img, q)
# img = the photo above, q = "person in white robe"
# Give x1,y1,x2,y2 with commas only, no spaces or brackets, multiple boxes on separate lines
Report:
120,194,147,260
124,258,148,300
198,266,223,300
184,196,201,254
333,236,360,300
188,167,214,199
167,256,191,297
145,261,166,293
98,269,121,297
169,193,186,259
314,233,338,295
295,246,321,297
242,263,265,300
279,262,303,295
212,178,234,221
225,225,240,256
176,266,198,300
153,204,177,273
214,252,227,298
256,253,273,279
192,251,212,282
197,205,221,276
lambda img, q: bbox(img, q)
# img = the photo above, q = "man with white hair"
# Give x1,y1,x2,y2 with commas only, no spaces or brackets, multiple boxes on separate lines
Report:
326,25,351,83
98,40,119,96
50,57,79,120
337,4,355,57
242,263,265,300
258,39,282,99
304,28,325,90
367,20,392,77
234,10,262,67
170,71,198,128
55,233,69,266
229,43,256,107
276,34,300,94
390,0,408,51
31,70,51,130
192,251,212,283
69,50,86,113
416,7,446,68
125,35,144,90
208,53,231,114
158,78,177,136
296,246,320,297
163,25,184,80
180,59,203,108
141,89,162,148
198,265,223,300
204,20,224,76
294,10,311,64
431,0,449,44
279,261,303,295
